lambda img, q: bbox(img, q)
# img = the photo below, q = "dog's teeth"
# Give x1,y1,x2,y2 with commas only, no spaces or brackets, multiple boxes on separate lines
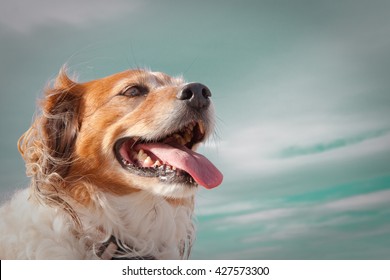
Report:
144,156,153,167
198,122,205,135
184,132,192,143
138,149,147,161
172,166,176,171
174,134,186,145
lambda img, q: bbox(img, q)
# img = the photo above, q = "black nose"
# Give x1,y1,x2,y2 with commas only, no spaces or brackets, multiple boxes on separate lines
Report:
177,83,211,110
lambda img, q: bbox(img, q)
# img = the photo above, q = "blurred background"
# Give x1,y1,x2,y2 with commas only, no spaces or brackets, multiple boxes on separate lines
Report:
1,0,390,259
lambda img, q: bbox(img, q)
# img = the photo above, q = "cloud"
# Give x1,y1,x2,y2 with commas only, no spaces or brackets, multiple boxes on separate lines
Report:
204,189,390,258
276,129,390,158
322,189,390,211
217,117,390,178
225,207,294,224
222,189,390,226
0,0,137,33
196,201,255,216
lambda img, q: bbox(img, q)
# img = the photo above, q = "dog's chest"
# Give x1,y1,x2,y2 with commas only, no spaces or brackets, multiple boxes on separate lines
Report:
80,191,195,259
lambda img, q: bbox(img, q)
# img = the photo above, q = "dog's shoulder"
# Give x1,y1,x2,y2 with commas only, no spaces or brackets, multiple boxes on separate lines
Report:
0,189,92,259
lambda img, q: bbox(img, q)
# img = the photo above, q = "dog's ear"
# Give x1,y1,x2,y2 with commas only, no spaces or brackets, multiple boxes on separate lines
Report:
41,68,83,177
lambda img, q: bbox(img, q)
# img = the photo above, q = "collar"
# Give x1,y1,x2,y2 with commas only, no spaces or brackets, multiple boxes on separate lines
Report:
97,236,155,260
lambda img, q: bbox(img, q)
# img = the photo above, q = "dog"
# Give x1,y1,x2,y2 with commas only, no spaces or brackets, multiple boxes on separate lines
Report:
0,68,223,259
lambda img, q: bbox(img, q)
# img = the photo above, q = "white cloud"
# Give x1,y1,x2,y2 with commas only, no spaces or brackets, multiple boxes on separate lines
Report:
196,201,255,216
217,116,390,177
210,189,390,250
225,207,294,224
0,0,137,33
322,189,390,211
221,189,390,227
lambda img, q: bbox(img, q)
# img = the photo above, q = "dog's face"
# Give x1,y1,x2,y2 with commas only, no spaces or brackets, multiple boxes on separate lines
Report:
36,69,222,201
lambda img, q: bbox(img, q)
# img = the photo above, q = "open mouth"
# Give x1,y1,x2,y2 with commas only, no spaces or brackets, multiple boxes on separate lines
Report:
114,121,223,189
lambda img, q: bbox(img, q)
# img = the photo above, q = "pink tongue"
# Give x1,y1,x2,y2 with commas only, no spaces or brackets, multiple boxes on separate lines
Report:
135,142,223,189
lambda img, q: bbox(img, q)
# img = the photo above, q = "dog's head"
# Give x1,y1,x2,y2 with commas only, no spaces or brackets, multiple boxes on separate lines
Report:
19,68,223,204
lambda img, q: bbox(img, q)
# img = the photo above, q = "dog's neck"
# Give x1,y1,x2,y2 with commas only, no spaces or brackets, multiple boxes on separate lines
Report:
76,190,195,260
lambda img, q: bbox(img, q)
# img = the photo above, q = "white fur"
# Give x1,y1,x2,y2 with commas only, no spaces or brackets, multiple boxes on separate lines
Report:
0,188,195,259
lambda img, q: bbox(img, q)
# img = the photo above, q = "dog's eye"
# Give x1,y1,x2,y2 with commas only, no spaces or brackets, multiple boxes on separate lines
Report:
121,86,148,97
